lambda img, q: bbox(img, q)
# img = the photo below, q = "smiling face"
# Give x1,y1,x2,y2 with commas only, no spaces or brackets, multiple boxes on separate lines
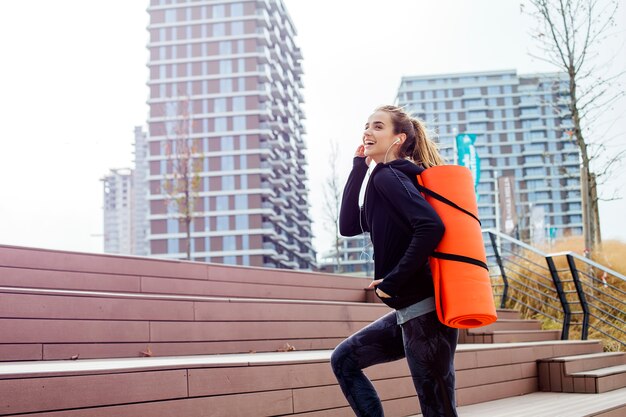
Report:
363,110,402,163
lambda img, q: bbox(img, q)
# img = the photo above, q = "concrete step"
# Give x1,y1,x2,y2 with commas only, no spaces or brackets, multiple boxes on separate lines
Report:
539,352,626,393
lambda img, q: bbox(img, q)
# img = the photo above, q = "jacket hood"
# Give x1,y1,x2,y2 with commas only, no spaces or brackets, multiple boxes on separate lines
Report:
384,158,425,178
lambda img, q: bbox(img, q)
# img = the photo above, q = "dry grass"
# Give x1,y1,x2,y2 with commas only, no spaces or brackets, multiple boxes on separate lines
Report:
495,236,625,352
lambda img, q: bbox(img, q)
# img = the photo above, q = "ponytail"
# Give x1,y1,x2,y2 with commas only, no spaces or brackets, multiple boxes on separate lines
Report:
375,105,445,168
410,118,445,168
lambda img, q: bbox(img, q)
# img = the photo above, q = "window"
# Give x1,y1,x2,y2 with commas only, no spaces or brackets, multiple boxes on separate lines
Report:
219,41,231,55
217,215,229,230
213,23,225,37
239,154,247,169
167,218,178,233
214,98,227,113
221,155,234,170
219,60,232,74
224,236,236,251
221,136,234,151
216,195,229,211
222,175,235,190
235,194,248,210
233,116,246,130
165,9,176,23
236,214,249,229
213,4,225,18
167,238,178,253
231,21,244,35
231,3,244,17
233,96,245,111
214,117,227,132
220,78,232,92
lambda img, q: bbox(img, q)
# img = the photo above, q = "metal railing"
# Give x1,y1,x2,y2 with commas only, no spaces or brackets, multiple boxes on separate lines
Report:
484,229,625,351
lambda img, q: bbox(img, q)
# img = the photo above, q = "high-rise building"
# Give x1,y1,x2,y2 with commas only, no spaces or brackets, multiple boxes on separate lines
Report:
396,69,582,241
102,168,134,254
146,0,316,268
102,127,150,256
132,126,150,256
319,235,374,276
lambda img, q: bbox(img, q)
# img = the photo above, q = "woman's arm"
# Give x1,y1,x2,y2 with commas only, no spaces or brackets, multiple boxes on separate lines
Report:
374,169,445,297
339,151,369,237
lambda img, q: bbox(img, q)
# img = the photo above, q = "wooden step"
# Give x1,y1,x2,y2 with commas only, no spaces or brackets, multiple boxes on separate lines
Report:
0,340,604,416
0,287,387,361
539,352,626,393
411,387,626,417
463,329,561,344
494,308,522,320
469,319,542,332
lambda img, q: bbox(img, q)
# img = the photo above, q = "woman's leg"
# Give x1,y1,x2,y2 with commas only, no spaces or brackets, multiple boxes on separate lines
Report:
401,311,458,417
330,311,405,417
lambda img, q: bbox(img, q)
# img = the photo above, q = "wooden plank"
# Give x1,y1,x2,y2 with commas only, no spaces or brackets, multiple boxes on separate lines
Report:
41,338,345,360
0,293,195,321
207,263,371,289
0,369,188,415
0,319,149,343
0,266,141,293
193,300,387,322
149,320,369,342
456,377,538,406
0,344,42,361
141,276,366,302
292,376,416,413
188,362,336,396
26,390,293,417
456,362,536,388
0,245,208,279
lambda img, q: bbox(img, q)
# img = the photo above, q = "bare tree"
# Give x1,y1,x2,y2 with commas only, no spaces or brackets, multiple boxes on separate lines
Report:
322,138,343,272
525,0,625,255
163,97,202,260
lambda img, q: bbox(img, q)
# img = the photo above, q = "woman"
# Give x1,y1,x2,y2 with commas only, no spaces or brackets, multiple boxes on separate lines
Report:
331,105,458,417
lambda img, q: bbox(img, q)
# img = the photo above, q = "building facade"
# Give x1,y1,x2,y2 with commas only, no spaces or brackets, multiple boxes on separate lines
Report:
102,128,150,256
396,69,582,242
146,0,316,268
102,168,134,255
319,235,374,276
132,126,150,256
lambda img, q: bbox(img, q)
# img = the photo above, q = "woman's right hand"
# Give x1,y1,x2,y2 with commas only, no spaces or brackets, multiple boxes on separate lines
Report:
355,145,372,166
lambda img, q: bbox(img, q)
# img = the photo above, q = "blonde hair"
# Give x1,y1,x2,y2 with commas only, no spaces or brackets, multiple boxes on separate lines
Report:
375,105,445,168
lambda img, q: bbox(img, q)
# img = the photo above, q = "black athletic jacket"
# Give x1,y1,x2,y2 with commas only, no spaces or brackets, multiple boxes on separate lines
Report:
339,157,445,310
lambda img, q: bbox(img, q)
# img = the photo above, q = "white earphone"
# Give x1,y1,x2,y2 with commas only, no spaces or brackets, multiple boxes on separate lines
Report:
393,138,401,144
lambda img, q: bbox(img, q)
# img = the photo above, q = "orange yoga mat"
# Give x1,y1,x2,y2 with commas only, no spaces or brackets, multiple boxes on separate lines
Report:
418,165,497,329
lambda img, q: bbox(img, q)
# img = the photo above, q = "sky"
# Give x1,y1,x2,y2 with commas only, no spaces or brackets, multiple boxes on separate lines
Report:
0,0,624,258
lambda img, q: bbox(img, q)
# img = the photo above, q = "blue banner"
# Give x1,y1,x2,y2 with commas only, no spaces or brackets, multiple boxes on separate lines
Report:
456,133,480,191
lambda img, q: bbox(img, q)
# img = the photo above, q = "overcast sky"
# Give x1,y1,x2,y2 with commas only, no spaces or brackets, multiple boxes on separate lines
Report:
0,0,624,257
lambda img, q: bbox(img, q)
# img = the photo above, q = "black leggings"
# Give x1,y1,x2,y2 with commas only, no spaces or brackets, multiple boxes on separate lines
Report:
330,310,458,417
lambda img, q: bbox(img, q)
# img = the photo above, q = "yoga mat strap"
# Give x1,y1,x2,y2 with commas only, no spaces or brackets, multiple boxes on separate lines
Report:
432,251,489,271
416,183,481,225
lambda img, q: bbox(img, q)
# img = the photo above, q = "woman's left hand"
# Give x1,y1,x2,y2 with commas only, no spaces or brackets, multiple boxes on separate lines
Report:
368,279,391,298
